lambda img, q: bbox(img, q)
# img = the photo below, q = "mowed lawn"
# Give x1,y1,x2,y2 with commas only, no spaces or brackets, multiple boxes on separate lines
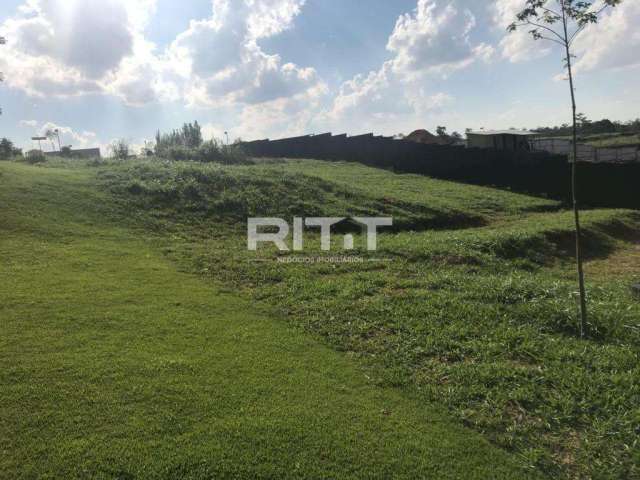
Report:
0,162,535,478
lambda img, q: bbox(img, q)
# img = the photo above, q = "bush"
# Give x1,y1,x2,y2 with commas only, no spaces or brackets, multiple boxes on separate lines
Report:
152,121,251,164
154,138,251,165
196,140,251,164
195,139,222,162
25,150,46,164
218,144,251,165
109,139,130,160
163,145,193,161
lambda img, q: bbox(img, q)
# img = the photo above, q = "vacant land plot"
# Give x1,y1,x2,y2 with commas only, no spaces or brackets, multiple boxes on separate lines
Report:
101,158,639,478
2,158,639,479
0,162,535,479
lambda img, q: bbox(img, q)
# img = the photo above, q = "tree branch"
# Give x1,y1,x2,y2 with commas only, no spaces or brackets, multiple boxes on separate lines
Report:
567,3,612,45
539,4,561,18
540,35,568,46
524,20,567,44
568,24,587,45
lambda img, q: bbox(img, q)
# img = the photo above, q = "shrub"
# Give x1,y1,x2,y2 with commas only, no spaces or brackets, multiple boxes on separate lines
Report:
164,145,194,161
152,121,251,164
109,139,130,160
153,136,251,165
195,140,250,164
196,139,222,163
218,144,251,165
25,150,46,164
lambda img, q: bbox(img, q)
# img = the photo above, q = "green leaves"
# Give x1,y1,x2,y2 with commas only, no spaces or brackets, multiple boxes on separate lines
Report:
508,0,621,46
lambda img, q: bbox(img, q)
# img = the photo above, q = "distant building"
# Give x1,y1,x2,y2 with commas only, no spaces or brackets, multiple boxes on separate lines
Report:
44,147,101,159
466,130,536,151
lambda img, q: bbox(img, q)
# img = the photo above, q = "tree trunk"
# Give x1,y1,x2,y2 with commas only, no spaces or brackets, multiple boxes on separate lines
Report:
561,2,588,337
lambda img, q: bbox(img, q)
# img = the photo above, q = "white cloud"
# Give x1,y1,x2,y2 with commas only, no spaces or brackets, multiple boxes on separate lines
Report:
494,0,637,74
328,62,394,120
18,120,99,150
571,1,640,73
11,1,133,77
327,0,487,134
0,0,165,104
493,0,552,63
0,0,324,109
38,122,97,148
388,0,491,76
171,0,324,108
246,0,306,39
406,90,454,116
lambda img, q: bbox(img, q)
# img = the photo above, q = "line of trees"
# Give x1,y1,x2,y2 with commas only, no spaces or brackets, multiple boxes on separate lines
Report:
535,116,640,137
154,121,204,153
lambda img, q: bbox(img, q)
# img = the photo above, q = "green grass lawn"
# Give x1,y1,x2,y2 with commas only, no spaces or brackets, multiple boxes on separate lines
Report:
93,158,640,479
3,157,639,478
0,162,537,479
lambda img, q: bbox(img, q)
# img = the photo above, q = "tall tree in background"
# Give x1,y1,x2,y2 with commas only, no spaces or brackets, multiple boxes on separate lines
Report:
509,0,621,337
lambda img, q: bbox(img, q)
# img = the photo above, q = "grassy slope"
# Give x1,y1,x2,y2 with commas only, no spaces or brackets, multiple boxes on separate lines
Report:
0,162,534,479
539,133,640,148
96,158,640,479
252,159,561,218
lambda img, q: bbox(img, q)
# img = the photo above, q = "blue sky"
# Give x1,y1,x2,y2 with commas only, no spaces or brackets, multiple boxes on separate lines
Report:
1,0,638,154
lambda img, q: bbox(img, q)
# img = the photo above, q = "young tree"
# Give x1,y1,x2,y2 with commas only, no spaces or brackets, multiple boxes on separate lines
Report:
109,139,130,160
508,0,621,337
45,129,58,152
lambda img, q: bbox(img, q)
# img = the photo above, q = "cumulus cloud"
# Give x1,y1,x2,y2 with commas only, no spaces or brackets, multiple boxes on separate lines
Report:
493,0,552,63
39,122,97,148
571,0,640,73
327,0,490,133
171,0,325,108
0,0,158,102
0,0,322,108
388,0,493,76
19,119,99,150
494,0,638,74
10,0,133,77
